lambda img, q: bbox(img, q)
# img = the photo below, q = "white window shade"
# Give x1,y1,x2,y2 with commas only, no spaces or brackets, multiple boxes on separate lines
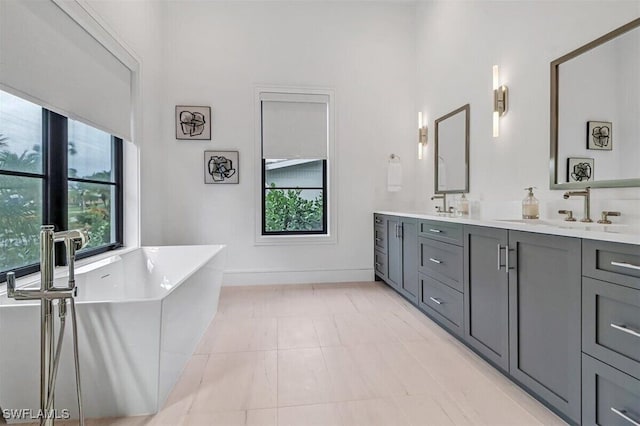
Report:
0,0,132,141
261,93,328,160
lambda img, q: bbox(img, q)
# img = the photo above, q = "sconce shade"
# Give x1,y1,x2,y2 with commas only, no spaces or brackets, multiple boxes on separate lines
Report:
492,65,508,137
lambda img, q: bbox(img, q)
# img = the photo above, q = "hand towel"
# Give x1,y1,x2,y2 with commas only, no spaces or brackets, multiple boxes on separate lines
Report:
387,159,402,192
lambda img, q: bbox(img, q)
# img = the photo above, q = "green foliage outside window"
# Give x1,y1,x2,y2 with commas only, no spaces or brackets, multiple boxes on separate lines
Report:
0,137,42,271
0,134,113,272
265,183,323,232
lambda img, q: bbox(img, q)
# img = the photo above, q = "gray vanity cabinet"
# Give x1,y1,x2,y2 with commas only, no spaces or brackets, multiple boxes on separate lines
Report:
581,240,640,426
419,220,464,336
374,215,388,280
463,225,510,371
464,226,581,422
398,218,419,303
508,231,582,424
386,216,402,290
375,215,419,303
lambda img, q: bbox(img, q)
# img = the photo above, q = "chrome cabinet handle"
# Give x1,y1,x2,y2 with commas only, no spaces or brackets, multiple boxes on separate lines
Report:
611,261,640,271
375,262,382,268
375,237,382,242
611,408,640,426
428,228,441,233
429,258,442,264
611,323,640,339
429,297,442,305
375,218,382,224
497,245,506,270
505,247,515,274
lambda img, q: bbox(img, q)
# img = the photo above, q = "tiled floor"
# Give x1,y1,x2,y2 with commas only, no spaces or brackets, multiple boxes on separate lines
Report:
27,282,567,425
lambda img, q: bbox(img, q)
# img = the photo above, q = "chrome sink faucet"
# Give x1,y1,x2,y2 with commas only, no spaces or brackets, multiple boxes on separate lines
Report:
563,186,592,222
431,194,447,213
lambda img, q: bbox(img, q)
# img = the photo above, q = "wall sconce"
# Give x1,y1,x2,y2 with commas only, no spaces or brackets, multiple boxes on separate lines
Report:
418,112,427,159
492,65,509,137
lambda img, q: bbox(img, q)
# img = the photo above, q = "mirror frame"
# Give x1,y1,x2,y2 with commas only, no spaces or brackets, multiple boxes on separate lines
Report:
434,103,470,194
550,18,640,190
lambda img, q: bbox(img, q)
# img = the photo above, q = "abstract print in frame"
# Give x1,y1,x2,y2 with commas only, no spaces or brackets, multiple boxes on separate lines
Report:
567,157,594,183
587,121,612,151
176,106,211,140
204,151,239,184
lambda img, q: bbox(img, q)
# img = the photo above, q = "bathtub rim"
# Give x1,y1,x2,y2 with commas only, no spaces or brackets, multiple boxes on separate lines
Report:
0,244,226,305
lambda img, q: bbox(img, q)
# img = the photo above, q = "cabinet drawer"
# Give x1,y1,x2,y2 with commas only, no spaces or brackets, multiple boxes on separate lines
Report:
374,249,388,278
582,354,640,426
419,237,463,292
583,277,640,378
583,240,640,290
419,273,463,335
418,220,463,246
374,225,387,253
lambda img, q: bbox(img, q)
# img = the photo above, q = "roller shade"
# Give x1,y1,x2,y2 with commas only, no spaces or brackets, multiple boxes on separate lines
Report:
261,92,328,159
0,0,132,141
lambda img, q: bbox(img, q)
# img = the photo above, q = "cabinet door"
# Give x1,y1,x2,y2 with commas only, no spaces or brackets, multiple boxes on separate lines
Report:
386,216,402,290
463,225,510,371
508,231,581,424
400,219,418,303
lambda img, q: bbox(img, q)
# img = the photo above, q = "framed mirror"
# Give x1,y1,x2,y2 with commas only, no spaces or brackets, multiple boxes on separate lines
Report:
435,104,470,193
550,18,640,189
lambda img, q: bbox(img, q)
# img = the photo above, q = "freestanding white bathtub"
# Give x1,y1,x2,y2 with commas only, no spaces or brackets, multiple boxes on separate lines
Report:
0,245,225,422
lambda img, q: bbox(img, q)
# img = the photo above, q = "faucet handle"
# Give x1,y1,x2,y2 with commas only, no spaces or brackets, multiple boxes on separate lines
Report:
558,209,576,222
597,211,621,224
6,272,16,297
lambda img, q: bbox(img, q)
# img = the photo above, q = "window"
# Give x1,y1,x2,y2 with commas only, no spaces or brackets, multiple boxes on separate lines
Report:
0,90,123,280
260,92,330,236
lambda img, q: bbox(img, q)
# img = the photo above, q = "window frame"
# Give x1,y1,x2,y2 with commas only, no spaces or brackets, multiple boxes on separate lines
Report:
0,104,123,282
254,87,337,246
261,159,328,235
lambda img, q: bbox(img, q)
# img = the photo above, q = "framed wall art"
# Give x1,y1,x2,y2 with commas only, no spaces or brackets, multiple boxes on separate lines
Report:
587,121,612,150
204,151,239,184
567,157,594,183
176,106,211,140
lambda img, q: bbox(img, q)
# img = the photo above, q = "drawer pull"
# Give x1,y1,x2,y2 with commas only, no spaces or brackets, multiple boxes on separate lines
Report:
429,297,443,305
611,261,640,271
375,237,383,242
375,262,382,268
429,258,442,264
375,219,382,224
611,323,640,339
428,228,442,233
611,408,640,426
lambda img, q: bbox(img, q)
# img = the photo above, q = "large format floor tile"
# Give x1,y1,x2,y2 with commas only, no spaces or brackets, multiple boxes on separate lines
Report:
45,282,565,426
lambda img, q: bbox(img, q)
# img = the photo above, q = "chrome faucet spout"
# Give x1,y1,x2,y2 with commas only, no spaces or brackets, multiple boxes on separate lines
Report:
431,194,447,213
562,187,591,222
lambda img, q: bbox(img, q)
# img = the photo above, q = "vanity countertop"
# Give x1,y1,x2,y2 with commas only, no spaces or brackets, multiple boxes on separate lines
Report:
375,211,640,245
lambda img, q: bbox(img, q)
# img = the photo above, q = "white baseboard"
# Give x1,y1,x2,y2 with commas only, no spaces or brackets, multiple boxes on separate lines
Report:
222,268,374,286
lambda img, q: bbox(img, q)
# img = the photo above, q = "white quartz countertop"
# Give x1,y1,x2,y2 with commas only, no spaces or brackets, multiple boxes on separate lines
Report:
375,211,640,245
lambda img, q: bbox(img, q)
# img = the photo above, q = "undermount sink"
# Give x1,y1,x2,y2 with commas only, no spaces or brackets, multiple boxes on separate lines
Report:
494,219,635,234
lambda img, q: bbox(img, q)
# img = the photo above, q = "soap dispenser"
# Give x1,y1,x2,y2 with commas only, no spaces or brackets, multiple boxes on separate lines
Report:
522,187,539,219
457,193,469,216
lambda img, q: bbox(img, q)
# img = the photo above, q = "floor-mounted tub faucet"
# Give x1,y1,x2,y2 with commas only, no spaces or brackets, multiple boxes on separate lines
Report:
6,226,88,426
563,186,592,222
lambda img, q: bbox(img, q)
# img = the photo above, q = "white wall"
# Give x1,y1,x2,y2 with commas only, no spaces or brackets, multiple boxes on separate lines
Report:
416,1,640,222
159,1,417,284
87,1,640,286
86,0,168,246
